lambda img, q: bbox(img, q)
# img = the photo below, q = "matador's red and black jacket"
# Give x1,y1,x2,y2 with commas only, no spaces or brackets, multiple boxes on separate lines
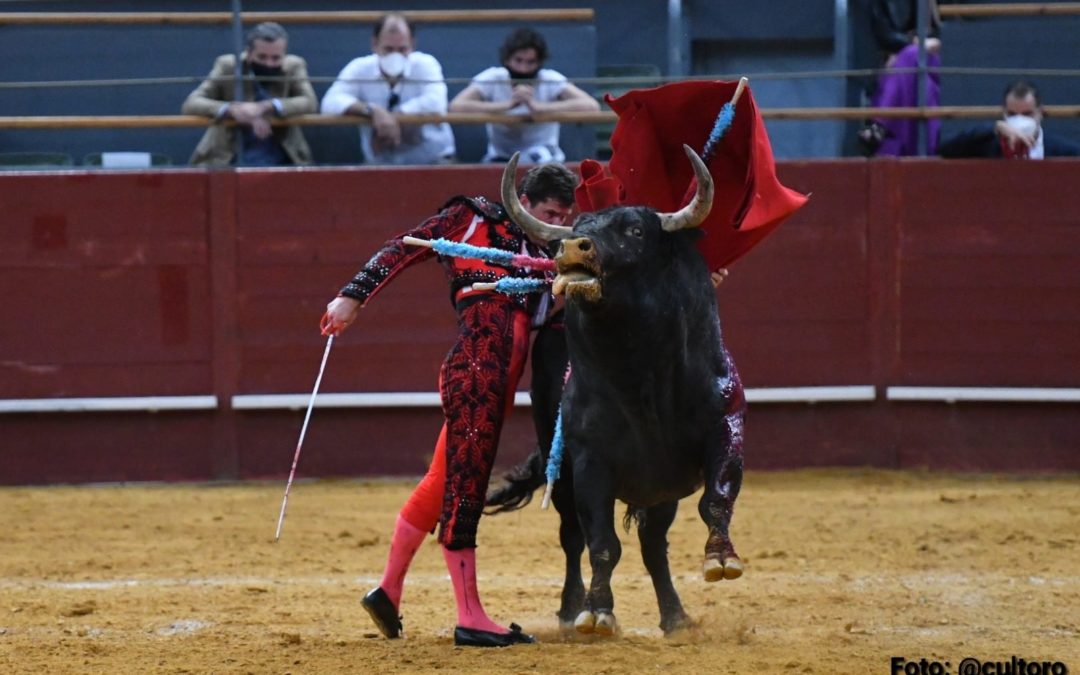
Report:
339,195,550,313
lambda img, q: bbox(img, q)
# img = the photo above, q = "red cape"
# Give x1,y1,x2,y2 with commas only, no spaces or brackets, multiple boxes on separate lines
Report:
575,80,807,271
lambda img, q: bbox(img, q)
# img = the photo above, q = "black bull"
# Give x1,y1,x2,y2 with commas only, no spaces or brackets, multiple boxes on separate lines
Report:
487,147,748,635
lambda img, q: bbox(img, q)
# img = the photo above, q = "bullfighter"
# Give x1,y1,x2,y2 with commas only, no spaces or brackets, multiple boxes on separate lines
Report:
320,163,578,647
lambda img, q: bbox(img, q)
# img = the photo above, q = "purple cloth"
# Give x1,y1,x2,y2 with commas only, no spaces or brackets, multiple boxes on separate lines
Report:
871,44,941,156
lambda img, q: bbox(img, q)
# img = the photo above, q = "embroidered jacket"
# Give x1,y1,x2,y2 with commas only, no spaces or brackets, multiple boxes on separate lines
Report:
340,196,550,310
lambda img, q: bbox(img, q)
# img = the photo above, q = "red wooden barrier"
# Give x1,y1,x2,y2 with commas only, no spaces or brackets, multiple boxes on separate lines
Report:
1,160,1078,484
1,171,213,399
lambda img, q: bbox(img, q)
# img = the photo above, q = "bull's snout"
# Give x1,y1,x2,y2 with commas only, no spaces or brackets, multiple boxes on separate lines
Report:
555,237,595,270
553,237,602,301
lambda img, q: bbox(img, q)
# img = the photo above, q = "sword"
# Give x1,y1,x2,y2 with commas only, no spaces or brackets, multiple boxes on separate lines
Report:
274,333,335,542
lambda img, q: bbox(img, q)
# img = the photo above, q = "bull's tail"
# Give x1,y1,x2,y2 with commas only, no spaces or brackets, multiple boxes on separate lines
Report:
484,445,546,514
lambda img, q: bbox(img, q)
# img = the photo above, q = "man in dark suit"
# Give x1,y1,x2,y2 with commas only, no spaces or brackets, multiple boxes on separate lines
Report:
183,22,318,167
940,80,1080,159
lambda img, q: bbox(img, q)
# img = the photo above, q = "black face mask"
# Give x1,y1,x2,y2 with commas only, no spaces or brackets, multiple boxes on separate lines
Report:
249,62,284,80
508,68,539,81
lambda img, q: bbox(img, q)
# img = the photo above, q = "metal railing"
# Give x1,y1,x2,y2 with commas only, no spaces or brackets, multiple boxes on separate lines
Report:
0,9,595,25
938,2,1080,17
2,5,1078,149
2,104,1079,132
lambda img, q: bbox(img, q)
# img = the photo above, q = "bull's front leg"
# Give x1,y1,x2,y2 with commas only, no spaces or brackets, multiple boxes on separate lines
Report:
551,470,586,629
638,501,693,634
699,357,746,582
571,456,621,636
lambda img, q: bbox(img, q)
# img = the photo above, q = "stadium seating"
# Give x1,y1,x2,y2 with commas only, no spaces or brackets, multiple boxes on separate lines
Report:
0,151,75,169
592,63,661,160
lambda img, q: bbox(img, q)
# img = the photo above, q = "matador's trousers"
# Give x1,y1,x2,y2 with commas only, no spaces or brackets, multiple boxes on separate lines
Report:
399,295,530,549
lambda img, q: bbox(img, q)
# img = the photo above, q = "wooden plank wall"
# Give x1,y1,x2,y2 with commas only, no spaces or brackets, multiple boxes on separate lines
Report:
1,172,213,399
1,160,1078,484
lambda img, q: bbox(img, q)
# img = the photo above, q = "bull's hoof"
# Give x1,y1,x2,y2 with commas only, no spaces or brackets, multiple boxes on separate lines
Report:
660,613,696,636
557,611,581,634
574,610,617,636
703,556,743,582
574,610,596,634
594,612,617,637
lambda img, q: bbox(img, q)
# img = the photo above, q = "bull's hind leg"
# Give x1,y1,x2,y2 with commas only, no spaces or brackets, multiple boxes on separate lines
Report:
700,358,746,582
638,500,693,635
551,473,586,629
699,450,744,582
700,353,746,582
572,463,621,636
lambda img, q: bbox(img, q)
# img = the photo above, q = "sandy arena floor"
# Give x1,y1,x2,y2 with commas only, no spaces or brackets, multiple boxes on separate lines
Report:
0,469,1077,674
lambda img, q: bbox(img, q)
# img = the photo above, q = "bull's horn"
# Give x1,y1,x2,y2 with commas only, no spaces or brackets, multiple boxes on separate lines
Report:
500,152,574,242
658,145,715,232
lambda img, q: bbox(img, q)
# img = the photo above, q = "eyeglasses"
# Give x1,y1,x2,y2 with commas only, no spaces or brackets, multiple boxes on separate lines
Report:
388,91,401,110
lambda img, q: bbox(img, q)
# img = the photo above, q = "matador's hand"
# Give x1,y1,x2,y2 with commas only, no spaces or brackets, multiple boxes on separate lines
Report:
321,296,361,336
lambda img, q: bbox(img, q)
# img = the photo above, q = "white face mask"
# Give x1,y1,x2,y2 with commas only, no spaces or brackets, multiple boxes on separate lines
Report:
1004,114,1038,137
378,52,407,78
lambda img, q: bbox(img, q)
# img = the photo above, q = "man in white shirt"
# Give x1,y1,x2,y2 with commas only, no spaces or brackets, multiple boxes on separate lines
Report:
450,27,599,163
321,13,455,165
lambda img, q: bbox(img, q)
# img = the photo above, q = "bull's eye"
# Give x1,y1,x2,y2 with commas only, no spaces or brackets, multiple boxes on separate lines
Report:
629,226,644,238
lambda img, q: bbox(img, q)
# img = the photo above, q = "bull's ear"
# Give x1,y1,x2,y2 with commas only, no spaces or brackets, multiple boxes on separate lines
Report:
658,221,704,258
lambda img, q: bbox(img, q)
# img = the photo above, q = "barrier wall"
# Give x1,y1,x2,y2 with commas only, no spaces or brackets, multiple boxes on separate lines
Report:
1,160,1079,484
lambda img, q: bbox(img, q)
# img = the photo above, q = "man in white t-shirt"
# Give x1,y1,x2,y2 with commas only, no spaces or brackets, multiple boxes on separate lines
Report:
321,13,456,165
450,27,599,163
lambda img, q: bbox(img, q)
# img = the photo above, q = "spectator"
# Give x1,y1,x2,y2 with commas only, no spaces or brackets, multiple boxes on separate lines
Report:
940,80,1080,159
182,22,317,167
321,13,455,165
320,163,579,647
450,27,600,163
858,0,942,156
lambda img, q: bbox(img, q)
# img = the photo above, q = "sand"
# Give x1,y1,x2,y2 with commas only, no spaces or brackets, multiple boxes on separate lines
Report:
1,469,1077,674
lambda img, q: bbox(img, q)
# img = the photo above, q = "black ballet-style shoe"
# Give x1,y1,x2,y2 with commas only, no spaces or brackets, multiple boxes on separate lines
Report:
453,622,537,647
361,587,403,639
